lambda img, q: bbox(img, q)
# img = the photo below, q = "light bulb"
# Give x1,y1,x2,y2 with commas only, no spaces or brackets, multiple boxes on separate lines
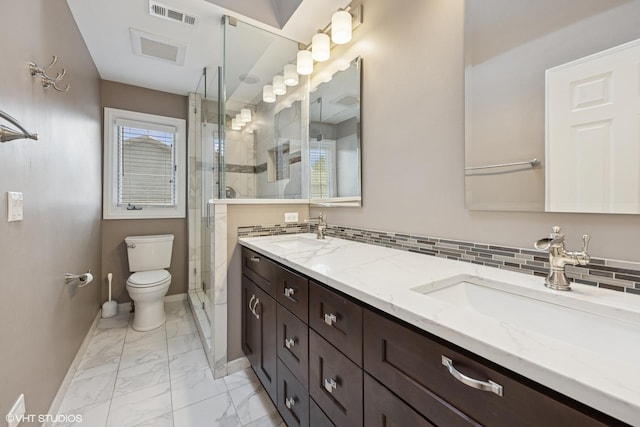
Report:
297,50,313,76
240,108,251,123
263,85,275,103
331,10,352,44
273,75,286,95
312,33,330,62
284,64,298,86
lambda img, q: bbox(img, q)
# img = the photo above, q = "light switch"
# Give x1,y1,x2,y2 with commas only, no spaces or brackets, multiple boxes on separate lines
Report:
7,191,23,222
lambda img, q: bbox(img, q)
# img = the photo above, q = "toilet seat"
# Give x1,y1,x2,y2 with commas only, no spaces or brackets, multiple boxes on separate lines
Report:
127,270,171,288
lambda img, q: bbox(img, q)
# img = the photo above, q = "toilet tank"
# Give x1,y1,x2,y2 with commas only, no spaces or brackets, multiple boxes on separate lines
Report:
125,234,174,272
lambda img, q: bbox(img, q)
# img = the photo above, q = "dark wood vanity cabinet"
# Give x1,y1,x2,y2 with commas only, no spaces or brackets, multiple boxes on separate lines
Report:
241,246,626,427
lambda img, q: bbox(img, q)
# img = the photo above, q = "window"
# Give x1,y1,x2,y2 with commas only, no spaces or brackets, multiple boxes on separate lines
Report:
103,108,186,219
309,140,336,198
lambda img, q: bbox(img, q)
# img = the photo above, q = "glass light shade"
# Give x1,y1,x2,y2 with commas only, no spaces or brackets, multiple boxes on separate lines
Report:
236,114,246,126
263,85,275,103
240,108,251,122
272,75,286,95
331,10,352,44
297,50,313,75
284,64,298,86
312,33,330,62
231,119,241,130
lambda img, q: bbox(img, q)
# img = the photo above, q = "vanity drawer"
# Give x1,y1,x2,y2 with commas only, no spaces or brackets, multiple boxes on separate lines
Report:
309,330,363,427
310,399,334,427
364,373,435,427
242,247,276,296
277,304,309,388
363,309,612,427
277,359,309,427
276,266,309,322
309,281,362,366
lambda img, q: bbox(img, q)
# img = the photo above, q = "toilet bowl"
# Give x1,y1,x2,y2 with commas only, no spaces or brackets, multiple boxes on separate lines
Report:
125,234,174,331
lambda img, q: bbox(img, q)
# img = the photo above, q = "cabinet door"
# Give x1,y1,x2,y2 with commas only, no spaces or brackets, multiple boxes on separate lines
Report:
310,399,335,427
241,274,277,402
309,330,363,427
277,304,309,388
309,281,362,366
364,374,435,427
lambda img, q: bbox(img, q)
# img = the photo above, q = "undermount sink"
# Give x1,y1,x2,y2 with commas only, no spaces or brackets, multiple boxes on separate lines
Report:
412,275,640,364
270,235,329,250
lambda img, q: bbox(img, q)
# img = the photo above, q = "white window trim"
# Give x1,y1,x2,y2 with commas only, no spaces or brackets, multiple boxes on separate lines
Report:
103,107,186,220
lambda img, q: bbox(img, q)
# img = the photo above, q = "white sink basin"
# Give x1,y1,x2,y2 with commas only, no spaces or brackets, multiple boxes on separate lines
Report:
270,235,329,251
412,275,640,364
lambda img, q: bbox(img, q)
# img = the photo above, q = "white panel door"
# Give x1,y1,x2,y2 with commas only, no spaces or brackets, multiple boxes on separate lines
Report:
546,39,640,213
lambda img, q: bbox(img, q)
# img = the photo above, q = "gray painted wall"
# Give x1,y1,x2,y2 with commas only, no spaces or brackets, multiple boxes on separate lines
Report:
0,0,102,418
310,0,640,263
100,81,189,303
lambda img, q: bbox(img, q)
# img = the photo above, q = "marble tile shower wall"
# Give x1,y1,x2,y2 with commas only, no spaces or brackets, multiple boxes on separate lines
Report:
238,223,640,296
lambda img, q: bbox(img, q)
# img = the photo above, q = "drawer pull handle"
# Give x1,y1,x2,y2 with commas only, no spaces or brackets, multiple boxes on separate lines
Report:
283,287,296,300
251,298,260,320
324,378,337,393
324,313,337,326
441,356,503,397
249,256,261,263
285,396,296,409
285,337,296,349
249,295,255,311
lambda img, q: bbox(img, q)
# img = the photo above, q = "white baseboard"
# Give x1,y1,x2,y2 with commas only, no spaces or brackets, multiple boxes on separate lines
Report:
165,293,187,303
227,357,250,375
44,310,101,426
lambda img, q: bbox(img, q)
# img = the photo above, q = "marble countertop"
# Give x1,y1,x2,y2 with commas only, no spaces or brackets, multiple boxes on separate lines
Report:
239,233,640,425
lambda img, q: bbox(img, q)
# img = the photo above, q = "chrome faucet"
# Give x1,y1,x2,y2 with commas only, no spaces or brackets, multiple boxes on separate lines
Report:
534,226,590,291
305,212,327,239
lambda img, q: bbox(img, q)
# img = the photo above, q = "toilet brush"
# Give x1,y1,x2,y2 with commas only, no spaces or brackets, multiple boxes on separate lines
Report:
102,273,118,318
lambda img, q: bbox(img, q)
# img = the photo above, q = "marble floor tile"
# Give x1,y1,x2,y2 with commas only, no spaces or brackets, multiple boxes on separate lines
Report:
173,393,240,427
166,317,198,338
130,412,173,427
243,411,286,427
124,324,167,347
228,382,277,425
120,338,168,370
107,381,172,427
169,348,209,380
114,360,170,397
165,301,189,323
53,399,111,427
58,370,117,413
84,328,126,358
167,332,202,356
74,353,121,381
171,366,228,410
97,312,131,329
223,368,260,392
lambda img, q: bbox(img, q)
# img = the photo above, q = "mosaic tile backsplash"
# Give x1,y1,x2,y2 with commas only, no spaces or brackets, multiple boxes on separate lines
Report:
238,223,640,296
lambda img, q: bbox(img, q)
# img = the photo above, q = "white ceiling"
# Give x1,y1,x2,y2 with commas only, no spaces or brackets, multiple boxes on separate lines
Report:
66,0,350,99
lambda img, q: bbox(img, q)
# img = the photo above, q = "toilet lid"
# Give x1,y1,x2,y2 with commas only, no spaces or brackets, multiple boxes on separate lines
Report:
128,270,171,287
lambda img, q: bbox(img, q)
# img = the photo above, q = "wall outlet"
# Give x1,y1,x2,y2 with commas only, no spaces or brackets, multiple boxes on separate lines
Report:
284,212,299,223
7,394,25,427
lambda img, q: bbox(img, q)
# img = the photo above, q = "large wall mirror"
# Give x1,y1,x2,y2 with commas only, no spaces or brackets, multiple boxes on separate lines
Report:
309,57,362,207
465,0,640,213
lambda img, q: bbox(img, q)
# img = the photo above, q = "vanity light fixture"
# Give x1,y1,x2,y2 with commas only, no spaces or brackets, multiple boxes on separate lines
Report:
231,118,241,130
331,10,352,44
236,113,246,127
312,33,330,62
284,64,298,86
240,108,252,123
263,85,276,103
273,75,286,95
297,50,313,75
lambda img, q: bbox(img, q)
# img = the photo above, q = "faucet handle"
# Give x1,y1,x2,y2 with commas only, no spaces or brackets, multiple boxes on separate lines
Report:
552,226,561,233
581,234,591,252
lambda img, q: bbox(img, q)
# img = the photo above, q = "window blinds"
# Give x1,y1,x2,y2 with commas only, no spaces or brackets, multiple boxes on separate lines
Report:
117,124,176,207
310,141,333,198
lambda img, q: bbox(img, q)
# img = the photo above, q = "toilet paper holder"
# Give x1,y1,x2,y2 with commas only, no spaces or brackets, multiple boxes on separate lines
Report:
65,269,93,287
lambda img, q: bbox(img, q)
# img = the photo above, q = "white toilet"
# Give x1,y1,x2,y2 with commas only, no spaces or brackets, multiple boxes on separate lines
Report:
125,234,174,331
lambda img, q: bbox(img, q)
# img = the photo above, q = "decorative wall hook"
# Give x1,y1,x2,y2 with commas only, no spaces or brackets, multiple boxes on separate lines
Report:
28,56,70,93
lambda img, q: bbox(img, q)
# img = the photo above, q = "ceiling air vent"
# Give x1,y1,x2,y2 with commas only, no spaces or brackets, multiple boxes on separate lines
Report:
148,1,199,27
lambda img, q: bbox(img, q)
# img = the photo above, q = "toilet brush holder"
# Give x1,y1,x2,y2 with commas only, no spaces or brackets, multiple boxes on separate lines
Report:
102,272,118,318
